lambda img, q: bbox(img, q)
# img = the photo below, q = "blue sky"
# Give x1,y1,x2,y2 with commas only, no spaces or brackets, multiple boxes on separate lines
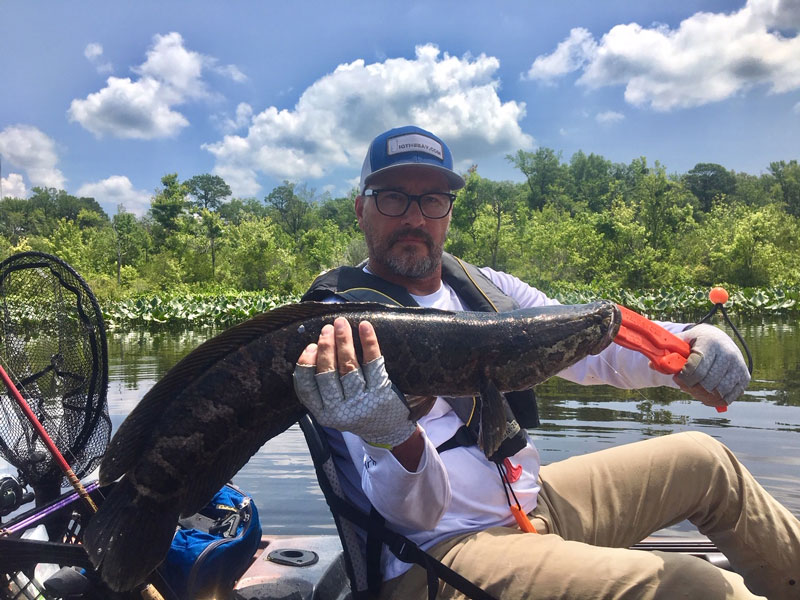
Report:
1,0,798,216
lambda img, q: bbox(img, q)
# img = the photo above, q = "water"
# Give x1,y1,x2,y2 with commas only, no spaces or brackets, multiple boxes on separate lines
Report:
3,318,799,536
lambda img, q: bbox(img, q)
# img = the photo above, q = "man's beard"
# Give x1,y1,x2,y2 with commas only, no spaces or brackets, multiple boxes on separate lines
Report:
364,225,445,279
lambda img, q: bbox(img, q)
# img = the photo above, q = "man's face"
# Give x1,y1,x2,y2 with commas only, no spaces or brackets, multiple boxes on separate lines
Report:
356,165,452,280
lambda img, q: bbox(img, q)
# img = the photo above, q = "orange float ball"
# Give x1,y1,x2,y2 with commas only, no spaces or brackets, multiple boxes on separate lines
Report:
709,287,728,305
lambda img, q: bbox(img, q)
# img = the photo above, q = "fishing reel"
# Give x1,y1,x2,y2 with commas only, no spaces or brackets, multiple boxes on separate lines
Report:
0,473,34,517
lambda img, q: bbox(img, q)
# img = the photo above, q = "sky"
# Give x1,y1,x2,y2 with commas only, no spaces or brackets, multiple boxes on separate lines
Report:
1,0,799,217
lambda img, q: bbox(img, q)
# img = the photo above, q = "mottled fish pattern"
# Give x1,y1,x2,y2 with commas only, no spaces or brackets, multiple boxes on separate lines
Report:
84,300,620,591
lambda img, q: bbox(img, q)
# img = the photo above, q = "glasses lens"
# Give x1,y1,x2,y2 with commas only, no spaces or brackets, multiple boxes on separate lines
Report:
419,194,453,218
373,191,454,218
375,191,409,216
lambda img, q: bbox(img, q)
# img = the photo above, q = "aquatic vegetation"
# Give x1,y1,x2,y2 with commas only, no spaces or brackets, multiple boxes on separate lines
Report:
546,285,800,320
102,291,300,329
99,285,799,330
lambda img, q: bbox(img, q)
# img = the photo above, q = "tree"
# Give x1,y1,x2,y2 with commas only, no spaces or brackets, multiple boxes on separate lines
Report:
507,148,569,210
448,170,522,269
316,193,358,232
200,208,224,279
683,163,736,212
769,160,800,217
450,166,483,247
633,167,694,253
569,151,613,212
150,174,188,248
483,180,520,269
112,206,147,285
185,174,231,211
0,197,29,243
218,197,269,225
265,181,310,241
219,216,297,291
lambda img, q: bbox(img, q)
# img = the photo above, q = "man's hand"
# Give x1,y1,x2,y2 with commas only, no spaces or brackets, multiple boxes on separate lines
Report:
293,317,418,448
673,324,750,408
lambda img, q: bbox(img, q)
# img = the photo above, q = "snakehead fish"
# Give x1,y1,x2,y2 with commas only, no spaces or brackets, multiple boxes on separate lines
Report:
84,300,620,591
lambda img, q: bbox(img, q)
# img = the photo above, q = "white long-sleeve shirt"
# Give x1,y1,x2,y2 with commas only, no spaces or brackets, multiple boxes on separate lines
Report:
332,267,686,580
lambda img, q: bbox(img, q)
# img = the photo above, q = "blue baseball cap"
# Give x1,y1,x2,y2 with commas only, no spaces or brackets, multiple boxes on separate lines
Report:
359,125,465,194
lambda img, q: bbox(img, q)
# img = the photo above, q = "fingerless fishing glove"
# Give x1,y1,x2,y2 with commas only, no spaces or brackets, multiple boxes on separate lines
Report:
675,324,750,405
293,356,417,448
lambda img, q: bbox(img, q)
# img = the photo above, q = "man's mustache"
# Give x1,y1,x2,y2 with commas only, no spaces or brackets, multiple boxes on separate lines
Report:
388,228,434,250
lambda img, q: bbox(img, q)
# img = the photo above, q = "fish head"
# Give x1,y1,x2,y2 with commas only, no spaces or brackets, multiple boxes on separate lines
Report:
488,300,621,391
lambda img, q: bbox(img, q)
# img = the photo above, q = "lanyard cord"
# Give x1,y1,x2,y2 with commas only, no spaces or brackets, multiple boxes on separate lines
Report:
495,461,537,533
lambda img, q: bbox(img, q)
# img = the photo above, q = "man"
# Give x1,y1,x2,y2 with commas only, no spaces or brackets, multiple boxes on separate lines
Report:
293,126,799,599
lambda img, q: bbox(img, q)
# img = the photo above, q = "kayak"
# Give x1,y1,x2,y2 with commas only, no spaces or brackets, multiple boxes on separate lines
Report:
1,481,730,600
231,534,731,599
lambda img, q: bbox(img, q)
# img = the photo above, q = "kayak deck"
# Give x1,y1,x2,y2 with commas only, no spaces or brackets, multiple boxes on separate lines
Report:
233,535,351,600
232,534,730,599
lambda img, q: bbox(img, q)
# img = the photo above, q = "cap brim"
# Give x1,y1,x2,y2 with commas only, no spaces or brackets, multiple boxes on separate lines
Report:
362,163,465,193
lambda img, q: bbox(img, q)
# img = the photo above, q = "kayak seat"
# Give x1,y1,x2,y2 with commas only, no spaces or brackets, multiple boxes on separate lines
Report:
299,414,372,599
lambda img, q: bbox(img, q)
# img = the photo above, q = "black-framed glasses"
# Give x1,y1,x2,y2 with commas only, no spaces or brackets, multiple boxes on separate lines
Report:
364,189,456,219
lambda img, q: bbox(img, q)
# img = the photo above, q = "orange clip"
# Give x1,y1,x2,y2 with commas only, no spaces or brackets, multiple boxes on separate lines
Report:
510,504,538,533
614,304,727,413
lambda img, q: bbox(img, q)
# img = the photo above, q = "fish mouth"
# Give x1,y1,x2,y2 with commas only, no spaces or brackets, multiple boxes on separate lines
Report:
589,301,622,355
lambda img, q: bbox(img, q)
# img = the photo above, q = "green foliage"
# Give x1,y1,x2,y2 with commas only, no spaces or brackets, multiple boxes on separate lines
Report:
509,206,610,287
185,174,232,211
681,202,800,287
265,181,311,240
2,151,800,325
769,160,800,216
150,173,189,248
507,148,570,210
683,163,736,212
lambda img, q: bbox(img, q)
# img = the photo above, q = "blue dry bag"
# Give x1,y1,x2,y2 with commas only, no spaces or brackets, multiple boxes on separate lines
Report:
161,483,262,599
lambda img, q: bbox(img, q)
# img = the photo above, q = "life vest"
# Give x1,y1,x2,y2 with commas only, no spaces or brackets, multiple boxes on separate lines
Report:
302,253,538,599
301,252,540,462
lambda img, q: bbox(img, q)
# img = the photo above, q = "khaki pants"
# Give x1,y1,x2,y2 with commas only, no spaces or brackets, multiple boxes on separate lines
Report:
380,432,800,599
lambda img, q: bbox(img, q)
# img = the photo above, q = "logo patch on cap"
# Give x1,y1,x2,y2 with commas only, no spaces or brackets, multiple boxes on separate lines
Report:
387,133,443,161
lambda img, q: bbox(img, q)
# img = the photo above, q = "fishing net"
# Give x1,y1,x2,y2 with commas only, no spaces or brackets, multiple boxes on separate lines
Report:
0,251,110,487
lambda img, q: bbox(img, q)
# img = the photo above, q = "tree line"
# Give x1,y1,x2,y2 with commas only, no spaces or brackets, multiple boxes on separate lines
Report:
1,151,799,301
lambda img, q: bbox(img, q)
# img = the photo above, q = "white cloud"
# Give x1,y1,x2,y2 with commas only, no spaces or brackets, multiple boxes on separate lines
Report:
1,173,27,198
596,110,625,124
212,63,247,83
84,43,102,60
77,175,151,216
203,44,533,196
214,102,254,133
525,27,597,81
525,0,800,110
84,42,113,74
69,32,245,139
0,125,65,189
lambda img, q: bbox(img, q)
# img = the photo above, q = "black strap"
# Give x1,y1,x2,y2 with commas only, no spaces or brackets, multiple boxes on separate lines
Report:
324,491,498,600
367,507,386,595
436,425,477,454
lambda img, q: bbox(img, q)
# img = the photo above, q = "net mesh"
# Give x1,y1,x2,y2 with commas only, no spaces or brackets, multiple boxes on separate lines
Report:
0,252,110,487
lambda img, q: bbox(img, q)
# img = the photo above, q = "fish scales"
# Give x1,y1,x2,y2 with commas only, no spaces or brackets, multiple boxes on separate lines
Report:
84,300,620,592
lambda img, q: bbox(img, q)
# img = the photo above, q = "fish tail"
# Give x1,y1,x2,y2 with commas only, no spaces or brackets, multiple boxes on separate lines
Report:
84,477,178,592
